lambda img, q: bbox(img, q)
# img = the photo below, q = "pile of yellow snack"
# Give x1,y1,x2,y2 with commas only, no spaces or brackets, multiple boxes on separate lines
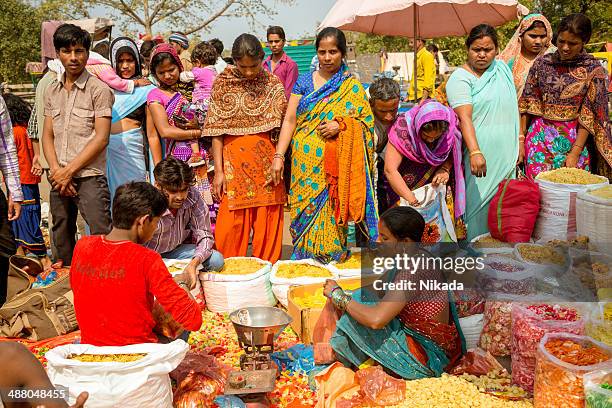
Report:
276,263,332,279
537,168,605,184
69,353,146,362
216,258,264,275
384,375,533,408
293,281,361,309
517,244,565,265
587,185,612,199
335,252,362,269
458,371,530,401
474,235,512,248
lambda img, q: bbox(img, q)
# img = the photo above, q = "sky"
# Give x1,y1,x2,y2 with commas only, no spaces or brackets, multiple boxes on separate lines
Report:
96,0,336,45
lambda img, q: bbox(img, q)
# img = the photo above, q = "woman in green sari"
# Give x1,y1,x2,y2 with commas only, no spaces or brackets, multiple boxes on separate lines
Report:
446,24,520,240
270,28,378,262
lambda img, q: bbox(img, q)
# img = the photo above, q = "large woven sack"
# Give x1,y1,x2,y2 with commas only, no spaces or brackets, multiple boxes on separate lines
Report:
576,187,612,254
533,175,608,241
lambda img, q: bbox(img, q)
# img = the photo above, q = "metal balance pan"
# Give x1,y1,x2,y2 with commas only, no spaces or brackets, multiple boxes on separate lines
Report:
229,307,292,347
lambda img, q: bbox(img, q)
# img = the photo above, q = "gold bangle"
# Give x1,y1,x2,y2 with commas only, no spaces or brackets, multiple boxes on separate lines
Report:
469,150,483,157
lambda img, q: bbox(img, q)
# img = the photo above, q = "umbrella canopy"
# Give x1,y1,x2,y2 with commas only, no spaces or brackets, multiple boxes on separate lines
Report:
319,0,528,38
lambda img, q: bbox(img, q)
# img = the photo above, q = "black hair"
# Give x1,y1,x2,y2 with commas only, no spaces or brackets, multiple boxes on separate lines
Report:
465,24,499,50
192,41,218,66
153,157,195,190
369,78,401,102
267,26,286,41
140,40,156,60
420,120,449,136
380,207,425,242
112,182,168,229
557,13,592,44
209,38,224,55
53,24,91,51
92,42,110,59
316,27,347,57
231,33,265,61
2,93,31,126
426,43,441,73
150,52,179,78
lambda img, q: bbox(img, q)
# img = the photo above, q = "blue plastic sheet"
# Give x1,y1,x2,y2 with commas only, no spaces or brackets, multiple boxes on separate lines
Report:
214,395,246,408
271,344,316,375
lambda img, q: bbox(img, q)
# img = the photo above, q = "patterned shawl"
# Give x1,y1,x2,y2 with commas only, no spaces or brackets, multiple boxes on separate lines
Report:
499,14,553,96
202,67,287,136
519,51,612,170
388,101,465,217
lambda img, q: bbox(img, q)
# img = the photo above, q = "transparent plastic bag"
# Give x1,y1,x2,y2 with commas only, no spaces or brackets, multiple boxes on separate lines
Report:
478,301,513,357
449,348,507,377
584,370,612,408
534,333,612,407
313,298,340,365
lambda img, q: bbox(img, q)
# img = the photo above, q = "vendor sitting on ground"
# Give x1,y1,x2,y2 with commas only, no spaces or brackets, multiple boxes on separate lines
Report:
145,157,224,288
323,207,466,379
70,182,202,346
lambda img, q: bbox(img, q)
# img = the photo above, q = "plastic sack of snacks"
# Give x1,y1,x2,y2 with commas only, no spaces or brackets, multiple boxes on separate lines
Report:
46,340,189,407
476,256,536,296
511,303,584,393
533,168,608,242
586,303,612,346
459,314,484,350
270,260,337,307
399,183,457,243
584,370,612,408
328,250,362,278
478,301,513,357
199,257,275,313
171,350,230,408
534,333,611,408
577,185,612,255
470,233,514,255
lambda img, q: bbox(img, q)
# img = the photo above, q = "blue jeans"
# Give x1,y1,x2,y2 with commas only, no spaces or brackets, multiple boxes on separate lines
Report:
161,244,225,271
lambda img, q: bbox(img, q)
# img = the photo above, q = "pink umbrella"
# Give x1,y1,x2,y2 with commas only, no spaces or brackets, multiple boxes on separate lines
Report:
319,0,528,98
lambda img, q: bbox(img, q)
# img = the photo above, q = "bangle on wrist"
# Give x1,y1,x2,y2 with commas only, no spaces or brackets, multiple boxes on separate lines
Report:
273,152,285,160
178,281,189,290
469,149,483,157
572,144,584,150
334,117,347,132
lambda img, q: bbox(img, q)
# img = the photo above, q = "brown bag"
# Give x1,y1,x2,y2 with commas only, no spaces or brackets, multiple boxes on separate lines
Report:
6,256,42,302
0,272,78,341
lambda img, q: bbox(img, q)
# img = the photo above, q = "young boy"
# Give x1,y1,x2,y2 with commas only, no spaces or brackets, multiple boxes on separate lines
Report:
43,24,114,265
70,182,202,346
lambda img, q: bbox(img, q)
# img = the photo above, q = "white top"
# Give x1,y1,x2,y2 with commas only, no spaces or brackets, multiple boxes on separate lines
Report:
214,57,227,74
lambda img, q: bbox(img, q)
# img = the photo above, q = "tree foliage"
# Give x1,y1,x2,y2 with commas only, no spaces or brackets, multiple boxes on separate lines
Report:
0,0,43,83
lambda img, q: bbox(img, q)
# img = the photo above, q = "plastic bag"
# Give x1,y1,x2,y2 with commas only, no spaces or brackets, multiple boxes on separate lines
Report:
584,370,612,408
534,333,612,407
152,300,184,339
488,173,540,243
46,340,189,407
271,344,315,375
458,314,483,350
313,299,340,365
479,301,513,357
355,366,405,406
214,396,247,408
449,348,507,377
511,303,585,393
399,183,457,243
170,350,230,407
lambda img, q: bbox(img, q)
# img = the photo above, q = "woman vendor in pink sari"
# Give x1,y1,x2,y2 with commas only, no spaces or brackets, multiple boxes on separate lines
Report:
384,100,466,238
147,43,218,225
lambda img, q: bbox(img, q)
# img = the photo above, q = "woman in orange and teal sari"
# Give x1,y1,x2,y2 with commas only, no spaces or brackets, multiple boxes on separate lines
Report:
271,27,378,262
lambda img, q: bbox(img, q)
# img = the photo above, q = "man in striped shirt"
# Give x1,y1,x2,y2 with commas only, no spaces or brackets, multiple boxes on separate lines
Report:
144,157,224,288
0,95,24,305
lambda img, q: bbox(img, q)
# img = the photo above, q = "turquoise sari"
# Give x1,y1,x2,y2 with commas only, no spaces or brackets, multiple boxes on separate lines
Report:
330,287,466,379
445,60,519,240
108,85,155,200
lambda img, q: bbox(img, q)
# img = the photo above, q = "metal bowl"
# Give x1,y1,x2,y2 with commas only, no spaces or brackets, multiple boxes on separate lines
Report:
229,307,293,347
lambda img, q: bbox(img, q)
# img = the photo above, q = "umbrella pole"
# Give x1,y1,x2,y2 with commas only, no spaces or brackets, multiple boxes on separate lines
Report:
413,4,418,103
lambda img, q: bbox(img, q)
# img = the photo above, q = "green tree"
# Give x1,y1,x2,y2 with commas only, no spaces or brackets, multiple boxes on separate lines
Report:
0,0,43,83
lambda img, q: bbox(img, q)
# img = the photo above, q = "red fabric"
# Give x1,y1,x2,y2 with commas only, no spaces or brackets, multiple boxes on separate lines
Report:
70,236,202,346
488,176,540,243
12,125,41,185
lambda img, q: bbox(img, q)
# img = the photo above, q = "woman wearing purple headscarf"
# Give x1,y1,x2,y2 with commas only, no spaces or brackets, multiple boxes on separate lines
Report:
384,100,466,238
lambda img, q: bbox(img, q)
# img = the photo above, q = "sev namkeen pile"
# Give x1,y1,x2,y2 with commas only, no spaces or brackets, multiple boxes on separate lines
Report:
215,258,264,275
335,252,362,269
537,168,605,184
69,353,147,362
276,263,332,278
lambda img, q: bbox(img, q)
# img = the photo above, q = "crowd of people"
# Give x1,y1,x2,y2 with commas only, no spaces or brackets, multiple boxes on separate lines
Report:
0,10,609,398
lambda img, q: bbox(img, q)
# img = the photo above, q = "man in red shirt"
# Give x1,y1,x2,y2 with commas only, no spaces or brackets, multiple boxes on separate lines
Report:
70,182,202,346
263,26,299,100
